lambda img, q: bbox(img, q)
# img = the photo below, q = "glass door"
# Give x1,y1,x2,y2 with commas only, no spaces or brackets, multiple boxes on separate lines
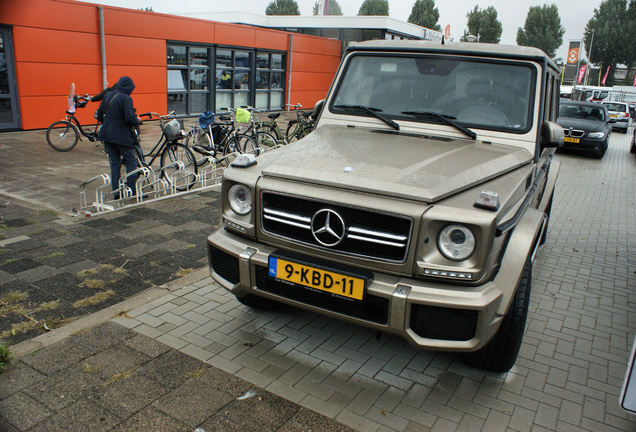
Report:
0,27,20,130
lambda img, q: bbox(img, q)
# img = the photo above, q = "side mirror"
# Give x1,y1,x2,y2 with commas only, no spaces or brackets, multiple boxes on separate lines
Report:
313,99,325,120
541,121,563,148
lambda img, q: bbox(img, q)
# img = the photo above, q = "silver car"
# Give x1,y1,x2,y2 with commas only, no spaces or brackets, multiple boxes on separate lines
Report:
602,101,631,132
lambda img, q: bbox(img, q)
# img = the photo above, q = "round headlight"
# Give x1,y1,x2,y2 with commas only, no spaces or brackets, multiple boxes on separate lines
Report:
438,224,475,261
228,184,252,215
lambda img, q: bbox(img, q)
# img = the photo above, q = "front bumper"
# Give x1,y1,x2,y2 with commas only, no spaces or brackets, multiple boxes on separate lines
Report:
560,136,606,153
206,208,543,352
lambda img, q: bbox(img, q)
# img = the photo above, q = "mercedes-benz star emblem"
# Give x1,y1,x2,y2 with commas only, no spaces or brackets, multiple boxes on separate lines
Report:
311,209,346,247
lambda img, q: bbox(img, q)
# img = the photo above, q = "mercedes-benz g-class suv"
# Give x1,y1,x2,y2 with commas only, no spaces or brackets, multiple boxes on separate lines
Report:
207,41,562,372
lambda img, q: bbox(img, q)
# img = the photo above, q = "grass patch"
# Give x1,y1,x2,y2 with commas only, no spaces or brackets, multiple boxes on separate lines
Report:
113,260,129,275
174,268,194,278
0,249,7,254
2,258,18,265
39,210,58,217
34,300,60,312
81,362,98,374
187,367,207,379
42,251,64,260
0,320,41,339
99,264,114,271
77,268,98,277
112,310,130,318
0,224,8,231
1,291,29,303
72,290,115,308
79,279,104,289
57,229,70,236
103,368,135,386
0,345,10,373
45,315,79,330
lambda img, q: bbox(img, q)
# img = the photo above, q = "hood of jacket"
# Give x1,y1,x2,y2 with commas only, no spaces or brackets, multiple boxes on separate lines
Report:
115,76,135,95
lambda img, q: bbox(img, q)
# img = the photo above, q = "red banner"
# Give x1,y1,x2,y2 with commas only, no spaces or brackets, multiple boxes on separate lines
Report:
577,65,588,84
633,72,636,86
601,65,611,85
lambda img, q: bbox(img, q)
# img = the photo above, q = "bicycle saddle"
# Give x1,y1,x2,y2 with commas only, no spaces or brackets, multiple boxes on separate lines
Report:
268,113,280,119
219,115,231,121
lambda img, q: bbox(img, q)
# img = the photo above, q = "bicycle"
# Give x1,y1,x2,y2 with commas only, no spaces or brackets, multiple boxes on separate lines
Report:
130,112,198,192
237,106,278,151
46,94,102,151
284,103,315,142
256,108,287,144
188,108,256,166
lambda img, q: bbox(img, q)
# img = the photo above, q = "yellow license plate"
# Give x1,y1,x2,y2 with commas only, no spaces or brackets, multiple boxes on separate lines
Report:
564,136,580,143
268,257,365,300
610,113,618,118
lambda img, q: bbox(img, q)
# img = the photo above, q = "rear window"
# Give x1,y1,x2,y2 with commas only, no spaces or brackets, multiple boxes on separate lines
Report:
603,102,627,112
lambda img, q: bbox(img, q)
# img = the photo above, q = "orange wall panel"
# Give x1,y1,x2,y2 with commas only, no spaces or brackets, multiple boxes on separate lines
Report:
292,34,341,55
12,26,101,64
0,0,97,34
19,95,95,130
105,36,165,67
16,62,103,97
288,90,330,109
292,53,341,73
105,65,166,95
253,29,289,51
290,72,335,91
103,8,214,43
213,23,256,47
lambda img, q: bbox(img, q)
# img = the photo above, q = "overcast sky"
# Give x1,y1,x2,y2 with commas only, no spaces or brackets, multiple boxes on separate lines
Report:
84,0,602,61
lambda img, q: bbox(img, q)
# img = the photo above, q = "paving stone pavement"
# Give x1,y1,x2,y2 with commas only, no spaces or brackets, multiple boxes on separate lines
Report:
0,125,635,431
114,130,636,432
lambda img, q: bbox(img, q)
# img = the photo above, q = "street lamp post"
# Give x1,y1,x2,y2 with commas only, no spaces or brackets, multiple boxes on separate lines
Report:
585,29,595,85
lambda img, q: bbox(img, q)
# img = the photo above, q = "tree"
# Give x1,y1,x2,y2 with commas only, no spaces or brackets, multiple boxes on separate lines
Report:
407,0,441,31
516,4,565,59
583,0,634,84
313,0,343,15
358,0,389,16
265,0,300,15
465,6,502,43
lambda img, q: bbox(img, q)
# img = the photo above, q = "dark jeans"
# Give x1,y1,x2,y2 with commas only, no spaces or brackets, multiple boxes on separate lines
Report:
105,141,138,198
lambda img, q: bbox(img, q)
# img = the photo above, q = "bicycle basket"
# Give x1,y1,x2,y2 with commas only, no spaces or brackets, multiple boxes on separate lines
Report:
236,108,251,123
199,111,215,128
162,119,181,140
210,124,225,144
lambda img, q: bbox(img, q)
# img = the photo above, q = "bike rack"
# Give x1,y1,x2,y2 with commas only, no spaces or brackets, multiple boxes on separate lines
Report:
77,154,238,217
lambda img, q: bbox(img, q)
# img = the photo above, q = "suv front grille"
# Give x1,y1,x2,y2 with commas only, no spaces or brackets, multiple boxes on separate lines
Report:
261,192,412,262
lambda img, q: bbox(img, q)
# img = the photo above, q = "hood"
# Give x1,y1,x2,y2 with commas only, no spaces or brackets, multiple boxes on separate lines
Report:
261,125,531,203
115,76,135,95
556,117,605,133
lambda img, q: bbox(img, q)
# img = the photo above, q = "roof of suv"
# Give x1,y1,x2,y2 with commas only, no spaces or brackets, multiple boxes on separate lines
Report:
347,40,557,69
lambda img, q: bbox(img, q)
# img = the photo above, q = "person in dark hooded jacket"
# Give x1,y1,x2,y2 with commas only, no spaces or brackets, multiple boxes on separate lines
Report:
97,76,142,199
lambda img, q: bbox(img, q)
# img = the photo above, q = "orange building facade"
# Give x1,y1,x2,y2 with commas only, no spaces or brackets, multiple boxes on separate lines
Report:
0,0,341,131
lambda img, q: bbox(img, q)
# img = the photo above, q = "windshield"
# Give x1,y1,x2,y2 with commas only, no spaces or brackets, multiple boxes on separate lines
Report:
559,103,606,121
331,54,535,132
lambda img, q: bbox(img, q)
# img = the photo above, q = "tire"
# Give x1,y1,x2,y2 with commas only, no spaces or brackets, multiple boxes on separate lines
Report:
254,131,278,151
46,120,79,151
236,294,283,310
219,136,241,167
285,119,300,142
186,128,214,166
462,260,532,372
595,141,607,159
235,134,258,155
160,143,198,191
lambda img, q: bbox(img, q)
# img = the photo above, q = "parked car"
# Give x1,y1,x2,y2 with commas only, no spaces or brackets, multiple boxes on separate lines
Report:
557,100,612,158
207,41,562,372
601,101,630,133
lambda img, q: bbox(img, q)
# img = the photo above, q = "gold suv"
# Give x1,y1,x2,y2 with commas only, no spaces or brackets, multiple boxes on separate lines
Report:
207,41,563,372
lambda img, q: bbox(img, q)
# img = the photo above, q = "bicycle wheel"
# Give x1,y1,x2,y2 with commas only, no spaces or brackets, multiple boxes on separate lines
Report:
219,137,242,167
186,128,214,166
255,131,278,150
235,134,258,155
285,120,303,142
160,143,198,191
46,120,79,151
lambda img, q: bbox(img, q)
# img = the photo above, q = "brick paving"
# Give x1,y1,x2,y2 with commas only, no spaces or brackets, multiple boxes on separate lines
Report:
116,130,636,431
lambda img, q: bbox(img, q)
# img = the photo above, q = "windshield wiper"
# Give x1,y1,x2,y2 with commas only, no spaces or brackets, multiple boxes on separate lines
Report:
334,104,400,130
401,111,476,140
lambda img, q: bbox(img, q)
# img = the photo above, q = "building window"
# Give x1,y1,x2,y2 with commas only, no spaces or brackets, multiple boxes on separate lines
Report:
167,44,285,113
255,52,286,110
167,44,210,115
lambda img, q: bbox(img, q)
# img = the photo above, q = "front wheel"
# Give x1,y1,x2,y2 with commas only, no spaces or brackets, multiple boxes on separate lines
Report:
463,260,532,372
254,131,278,151
186,128,214,166
46,121,79,151
160,143,198,191
285,119,301,142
